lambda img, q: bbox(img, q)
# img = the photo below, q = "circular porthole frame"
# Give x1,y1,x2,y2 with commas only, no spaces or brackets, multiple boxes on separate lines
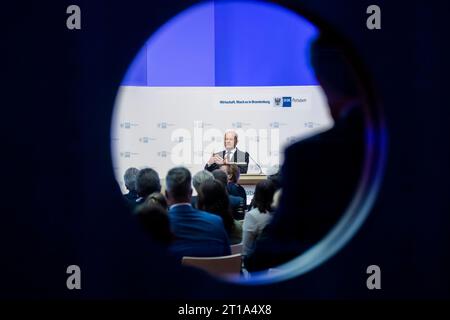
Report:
112,0,387,285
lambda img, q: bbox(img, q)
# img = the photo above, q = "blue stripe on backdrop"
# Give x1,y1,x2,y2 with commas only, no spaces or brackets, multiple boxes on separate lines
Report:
121,0,319,87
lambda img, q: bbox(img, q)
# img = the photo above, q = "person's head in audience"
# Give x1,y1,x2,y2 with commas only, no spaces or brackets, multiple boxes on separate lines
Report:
192,170,214,194
267,165,282,191
165,167,192,206
219,164,228,174
224,130,238,151
135,203,173,245
144,192,168,210
214,168,246,220
221,164,240,184
136,168,161,199
212,169,228,187
124,167,139,192
253,180,276,213
197,180,234,233
310,33,360,121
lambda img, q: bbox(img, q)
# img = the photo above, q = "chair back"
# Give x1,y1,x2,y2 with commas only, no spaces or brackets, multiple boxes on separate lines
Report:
230,243,243,255
182,253,242,277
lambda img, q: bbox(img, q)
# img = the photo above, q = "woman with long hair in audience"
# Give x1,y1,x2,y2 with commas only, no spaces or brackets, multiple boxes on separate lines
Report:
144,191,168,210
242,180,276,257
197,179,243,245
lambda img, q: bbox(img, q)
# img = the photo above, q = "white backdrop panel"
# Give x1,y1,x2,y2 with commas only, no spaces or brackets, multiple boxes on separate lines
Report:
111,86,332,193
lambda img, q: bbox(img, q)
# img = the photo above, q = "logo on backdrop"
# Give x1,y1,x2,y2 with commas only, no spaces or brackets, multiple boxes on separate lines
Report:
157,122,175,129
304,121,322,129
232,122,251,129
139,137,156,144
293,97,307,103
120,151,139,159
286,136,300,145
274,96,307,107
120,122,138,129
274,97,282,107
269,121,287,129
282,97,292,107
194,121,213,129
157,151,170,158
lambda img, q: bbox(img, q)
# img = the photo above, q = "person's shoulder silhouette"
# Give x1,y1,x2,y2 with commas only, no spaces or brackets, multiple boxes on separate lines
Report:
247,33,366,270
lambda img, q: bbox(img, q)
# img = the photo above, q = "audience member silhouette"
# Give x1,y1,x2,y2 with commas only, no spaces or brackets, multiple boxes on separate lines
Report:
267,165,282,191
212,169,246,220
191,170,214,208
242,180,276,258
165,167,231,261
246,33,366,271
221,164,247,207
144,192,168,210
135,202,173,246
197,179,243,245
135,168,161,207
123,167,139,206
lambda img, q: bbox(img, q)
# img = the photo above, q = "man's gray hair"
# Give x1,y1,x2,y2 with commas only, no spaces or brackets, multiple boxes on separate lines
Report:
165,167,192,199
225,130,238,139
124,167,139,191
192,170,214,193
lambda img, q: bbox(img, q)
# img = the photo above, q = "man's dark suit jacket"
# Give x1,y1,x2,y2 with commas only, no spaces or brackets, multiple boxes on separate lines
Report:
124,190,138,202
168,204,231,261
205,148,249,173
228,194,246,221
190,195,198,208
124,191,141,210
227,182,247,208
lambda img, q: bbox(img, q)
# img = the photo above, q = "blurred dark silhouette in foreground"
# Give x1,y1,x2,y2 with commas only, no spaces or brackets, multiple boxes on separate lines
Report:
246,33,366,272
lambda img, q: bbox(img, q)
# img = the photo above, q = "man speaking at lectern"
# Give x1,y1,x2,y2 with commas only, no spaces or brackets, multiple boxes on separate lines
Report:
205,130,250,174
